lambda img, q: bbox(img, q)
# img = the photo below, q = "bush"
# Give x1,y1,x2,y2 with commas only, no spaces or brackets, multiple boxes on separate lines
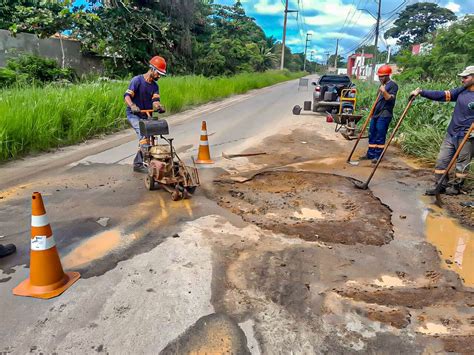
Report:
0,68,17,86
2,54,77,85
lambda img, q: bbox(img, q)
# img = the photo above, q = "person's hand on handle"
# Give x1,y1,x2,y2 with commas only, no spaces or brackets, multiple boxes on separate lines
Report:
153,101,166,114
130,104,141,114
410,87,422,97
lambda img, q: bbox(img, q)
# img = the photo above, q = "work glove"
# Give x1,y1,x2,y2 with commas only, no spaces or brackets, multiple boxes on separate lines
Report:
130,104,141,114
410,88,422,97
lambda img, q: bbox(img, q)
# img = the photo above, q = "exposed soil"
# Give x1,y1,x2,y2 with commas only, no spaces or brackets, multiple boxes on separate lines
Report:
207,124,474,353
443,192,474,228
365,306,411,329
334,282,473,309
213,170,393,246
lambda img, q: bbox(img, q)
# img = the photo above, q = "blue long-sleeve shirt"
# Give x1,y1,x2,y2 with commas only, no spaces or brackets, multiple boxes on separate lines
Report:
420,87,474,138
124,75,160,116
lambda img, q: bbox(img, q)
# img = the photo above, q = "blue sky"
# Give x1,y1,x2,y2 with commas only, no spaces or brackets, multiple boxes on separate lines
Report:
215,0,474,62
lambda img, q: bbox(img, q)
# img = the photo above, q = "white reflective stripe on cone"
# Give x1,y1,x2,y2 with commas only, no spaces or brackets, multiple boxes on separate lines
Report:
201,131,208,135
31,214,49,227
31,235,56,251
200,141,209,145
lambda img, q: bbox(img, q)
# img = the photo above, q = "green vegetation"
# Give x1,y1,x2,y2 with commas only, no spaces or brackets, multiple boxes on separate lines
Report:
384,2,456,48
354,80,456,163
1,1,310,76
0,54,76,86
394,15,473,82
0,70,303,161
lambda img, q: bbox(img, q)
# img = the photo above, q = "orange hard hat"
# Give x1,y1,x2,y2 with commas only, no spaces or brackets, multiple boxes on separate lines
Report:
377,64,392,76
149,56,167,75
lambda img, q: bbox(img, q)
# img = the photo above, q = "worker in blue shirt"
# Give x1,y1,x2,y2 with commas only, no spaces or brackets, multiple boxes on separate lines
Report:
124,56,167,173
361,65,399,163
411,65,474,196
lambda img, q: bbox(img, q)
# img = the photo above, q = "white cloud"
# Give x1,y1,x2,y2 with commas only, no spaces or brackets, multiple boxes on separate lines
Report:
300,0,376,28
445,2,460,13
318,32,359,40
253,0,285,15
286,38,303,45
385,37,398,46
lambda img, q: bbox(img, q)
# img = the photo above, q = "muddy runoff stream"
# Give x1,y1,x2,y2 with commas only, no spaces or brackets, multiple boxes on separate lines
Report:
213,170,393,246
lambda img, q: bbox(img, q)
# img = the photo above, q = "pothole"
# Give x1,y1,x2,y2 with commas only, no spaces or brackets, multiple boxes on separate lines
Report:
214,171,393,246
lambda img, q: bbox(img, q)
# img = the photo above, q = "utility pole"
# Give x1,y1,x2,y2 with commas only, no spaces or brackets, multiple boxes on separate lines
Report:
371,0,382,82
334,38,339,70
325,51,330,72
280,0,298,70
303,33,312,72
386,45,391,63
309,50,315,73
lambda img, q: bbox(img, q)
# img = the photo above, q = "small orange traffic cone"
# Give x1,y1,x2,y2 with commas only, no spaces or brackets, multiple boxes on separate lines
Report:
196,121,214,164
13,192,80,299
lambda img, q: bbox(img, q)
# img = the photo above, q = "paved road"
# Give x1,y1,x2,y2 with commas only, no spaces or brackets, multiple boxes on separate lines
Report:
1,77,472,354
0,78,313,353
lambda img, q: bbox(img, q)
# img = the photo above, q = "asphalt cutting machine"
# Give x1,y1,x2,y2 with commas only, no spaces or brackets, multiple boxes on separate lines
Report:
138,110,200,200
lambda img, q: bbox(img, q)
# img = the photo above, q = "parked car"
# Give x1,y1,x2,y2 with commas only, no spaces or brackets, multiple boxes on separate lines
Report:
312,74,355,113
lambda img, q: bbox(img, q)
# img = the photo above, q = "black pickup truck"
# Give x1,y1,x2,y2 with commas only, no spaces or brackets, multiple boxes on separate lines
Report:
311,74,355,113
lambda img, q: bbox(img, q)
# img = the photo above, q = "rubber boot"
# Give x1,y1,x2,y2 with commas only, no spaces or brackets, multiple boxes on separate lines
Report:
446,184,461,196
425,174,447,196
0,244,16,258
425,185,445,196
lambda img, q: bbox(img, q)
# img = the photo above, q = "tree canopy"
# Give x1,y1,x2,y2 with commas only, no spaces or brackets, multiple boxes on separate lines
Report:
395,15,473,81
384,2,456,48
0,0,306,76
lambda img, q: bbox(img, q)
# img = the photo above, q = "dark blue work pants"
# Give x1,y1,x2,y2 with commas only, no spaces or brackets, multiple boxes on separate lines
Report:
366,116,392,160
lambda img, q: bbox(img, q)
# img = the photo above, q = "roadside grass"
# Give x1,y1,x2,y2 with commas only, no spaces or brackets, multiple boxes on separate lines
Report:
353,79,458,164
0,70,303,161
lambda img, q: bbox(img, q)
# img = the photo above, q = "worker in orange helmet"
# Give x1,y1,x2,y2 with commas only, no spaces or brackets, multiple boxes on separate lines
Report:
124,56,167,173
361,64,399,163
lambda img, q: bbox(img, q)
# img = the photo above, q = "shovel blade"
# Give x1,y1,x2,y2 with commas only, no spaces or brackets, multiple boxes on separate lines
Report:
353,180,368,190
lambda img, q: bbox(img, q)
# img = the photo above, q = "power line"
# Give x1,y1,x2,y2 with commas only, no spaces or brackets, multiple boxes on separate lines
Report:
338,0,357,34
341,24,377,56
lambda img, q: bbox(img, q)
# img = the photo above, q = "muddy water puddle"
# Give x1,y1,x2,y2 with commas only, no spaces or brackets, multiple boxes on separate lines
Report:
214,171,393,245
424,202,474,287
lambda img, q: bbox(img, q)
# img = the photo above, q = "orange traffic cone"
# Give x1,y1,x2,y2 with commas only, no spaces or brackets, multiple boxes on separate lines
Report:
13,192,80,299
195,121,214,164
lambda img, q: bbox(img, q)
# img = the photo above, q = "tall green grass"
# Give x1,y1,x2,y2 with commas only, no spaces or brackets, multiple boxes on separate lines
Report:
0,70,303,161
353,79,458,164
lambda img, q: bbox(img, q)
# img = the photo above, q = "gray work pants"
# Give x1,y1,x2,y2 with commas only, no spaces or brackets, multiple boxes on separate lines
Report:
434,133,473,187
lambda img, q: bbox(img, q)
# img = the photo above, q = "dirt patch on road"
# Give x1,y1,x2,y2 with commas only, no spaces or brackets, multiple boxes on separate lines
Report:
213,170,393,246
442,193,474,228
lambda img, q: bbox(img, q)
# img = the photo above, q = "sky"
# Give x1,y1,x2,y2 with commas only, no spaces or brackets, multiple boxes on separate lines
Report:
215,0,474,62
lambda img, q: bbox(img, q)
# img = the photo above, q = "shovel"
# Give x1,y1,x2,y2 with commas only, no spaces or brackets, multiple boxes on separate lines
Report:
222,152,267,159
433,122,474,206
347,93,381,165
354,95,416,190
